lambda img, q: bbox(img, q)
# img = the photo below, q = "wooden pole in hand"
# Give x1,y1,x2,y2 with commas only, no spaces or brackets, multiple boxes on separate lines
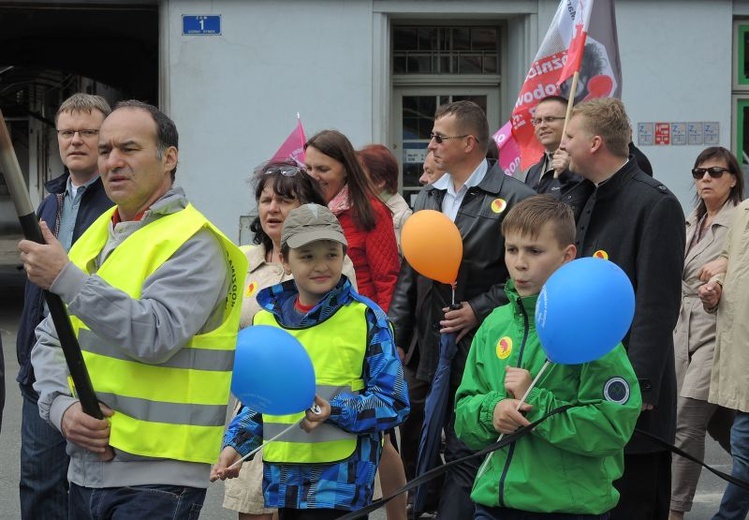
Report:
0,110,102,419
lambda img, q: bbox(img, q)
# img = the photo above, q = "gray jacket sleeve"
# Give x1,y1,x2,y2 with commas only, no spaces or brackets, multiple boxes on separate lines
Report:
32,228,230,430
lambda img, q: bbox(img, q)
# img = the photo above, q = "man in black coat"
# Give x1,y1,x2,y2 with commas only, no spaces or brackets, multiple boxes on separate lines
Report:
561,98,685,520
523,95,583,198
389,100,534,518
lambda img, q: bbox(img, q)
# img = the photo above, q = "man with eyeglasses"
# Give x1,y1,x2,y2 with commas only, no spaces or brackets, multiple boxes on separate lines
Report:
523,95,583,199
389,100,534,519
561,98,685,520
16,93,113,520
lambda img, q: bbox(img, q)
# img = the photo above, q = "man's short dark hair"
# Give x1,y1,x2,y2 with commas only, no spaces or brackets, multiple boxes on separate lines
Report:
537,95,569,107
114,100,179,179
434,100,490,154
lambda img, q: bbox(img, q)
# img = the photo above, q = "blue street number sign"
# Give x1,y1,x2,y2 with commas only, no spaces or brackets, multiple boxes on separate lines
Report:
182,15,221,35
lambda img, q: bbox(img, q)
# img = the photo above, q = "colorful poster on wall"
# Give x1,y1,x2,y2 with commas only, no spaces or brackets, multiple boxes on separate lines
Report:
671,123,686,145
654,122,670,145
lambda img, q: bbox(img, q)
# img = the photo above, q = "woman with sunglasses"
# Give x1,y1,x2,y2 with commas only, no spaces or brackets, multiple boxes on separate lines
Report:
223,160,358,520
669,147,744,520
305,130,400,312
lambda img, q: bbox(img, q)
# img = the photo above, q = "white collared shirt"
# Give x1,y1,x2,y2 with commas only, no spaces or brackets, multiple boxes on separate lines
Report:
433,159,489,221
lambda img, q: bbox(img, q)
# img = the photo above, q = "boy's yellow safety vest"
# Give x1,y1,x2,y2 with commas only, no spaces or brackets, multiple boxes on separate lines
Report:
67,204,246,464
254,303,367,463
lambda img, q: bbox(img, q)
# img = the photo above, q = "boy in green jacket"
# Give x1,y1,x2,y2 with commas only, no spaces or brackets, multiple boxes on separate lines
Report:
455,194,642,519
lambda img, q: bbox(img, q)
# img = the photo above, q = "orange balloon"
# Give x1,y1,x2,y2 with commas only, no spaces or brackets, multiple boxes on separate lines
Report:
401,210,463,284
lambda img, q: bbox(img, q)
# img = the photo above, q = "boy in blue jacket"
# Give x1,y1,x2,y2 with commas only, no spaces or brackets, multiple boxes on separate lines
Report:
455,195,641,519
212,203,410,519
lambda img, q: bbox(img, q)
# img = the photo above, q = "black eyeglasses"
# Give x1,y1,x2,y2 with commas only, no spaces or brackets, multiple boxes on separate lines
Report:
429,132,469,144
263,165,305,177
691,166,731,179
531,116,565,126
57,129,99,139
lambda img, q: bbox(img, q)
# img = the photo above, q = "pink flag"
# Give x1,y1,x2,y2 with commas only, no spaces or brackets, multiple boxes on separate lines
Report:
492,122,522,177
493,0,621,173
271,115,307,166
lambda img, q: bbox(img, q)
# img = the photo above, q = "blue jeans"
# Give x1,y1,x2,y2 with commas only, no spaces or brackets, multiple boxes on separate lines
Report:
19,384,69,520
69,483,206,520
713,410,749,519
475,504,610,520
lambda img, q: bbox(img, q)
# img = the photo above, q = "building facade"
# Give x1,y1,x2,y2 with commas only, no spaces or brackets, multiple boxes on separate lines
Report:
1,0,749,239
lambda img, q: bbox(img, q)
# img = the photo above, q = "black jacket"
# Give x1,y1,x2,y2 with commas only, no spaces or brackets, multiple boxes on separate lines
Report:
524,154,583,198
16,173,112,391
575,159,685,452
388,161,535,387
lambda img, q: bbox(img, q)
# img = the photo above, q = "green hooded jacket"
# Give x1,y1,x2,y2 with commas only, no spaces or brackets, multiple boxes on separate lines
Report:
455,281,642,514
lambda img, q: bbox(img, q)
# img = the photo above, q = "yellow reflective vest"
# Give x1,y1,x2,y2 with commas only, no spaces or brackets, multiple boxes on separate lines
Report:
67,204,246,464
254,302,368,464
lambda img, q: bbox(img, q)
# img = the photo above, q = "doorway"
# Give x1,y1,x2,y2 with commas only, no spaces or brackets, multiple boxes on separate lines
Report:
393,87,500,205
0,3,159,230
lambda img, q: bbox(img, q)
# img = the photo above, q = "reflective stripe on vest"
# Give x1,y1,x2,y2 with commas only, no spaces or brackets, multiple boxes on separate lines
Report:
254,303,367,464
67,204,247,464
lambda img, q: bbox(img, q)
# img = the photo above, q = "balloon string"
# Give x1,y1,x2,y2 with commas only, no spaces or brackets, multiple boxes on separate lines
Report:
226,403,321,470
475,359,554,479
451,282,457,307
228,417,304,470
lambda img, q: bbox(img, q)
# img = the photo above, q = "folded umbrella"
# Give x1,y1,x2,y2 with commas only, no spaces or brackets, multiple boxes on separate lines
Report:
412,329,458,516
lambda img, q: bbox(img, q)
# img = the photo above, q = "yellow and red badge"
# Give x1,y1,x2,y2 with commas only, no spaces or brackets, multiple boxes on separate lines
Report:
496,336,513,359
491,198,507,214
245,281,258,298
593,250,609,260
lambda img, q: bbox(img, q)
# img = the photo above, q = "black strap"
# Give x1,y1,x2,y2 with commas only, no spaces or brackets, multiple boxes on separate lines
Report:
337,410,749,519
633,428,749,490
337,405,573,520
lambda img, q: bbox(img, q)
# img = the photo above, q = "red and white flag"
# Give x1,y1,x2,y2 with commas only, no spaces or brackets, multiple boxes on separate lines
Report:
557,0,594,85
493,0,621,173
271,114,307,165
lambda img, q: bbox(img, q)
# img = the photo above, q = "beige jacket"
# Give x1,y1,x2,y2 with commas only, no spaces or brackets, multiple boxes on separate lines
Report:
384,192,413,254
674,201,736,400
239,243,357,327
709,199,749,412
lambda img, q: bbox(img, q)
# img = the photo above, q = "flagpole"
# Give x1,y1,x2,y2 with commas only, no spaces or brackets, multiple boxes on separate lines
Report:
561,71,580,137
556,71,581,179
0,110,103,419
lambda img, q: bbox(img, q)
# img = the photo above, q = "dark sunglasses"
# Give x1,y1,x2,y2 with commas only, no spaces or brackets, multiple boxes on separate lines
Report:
691,166,732,179
429,132,469,144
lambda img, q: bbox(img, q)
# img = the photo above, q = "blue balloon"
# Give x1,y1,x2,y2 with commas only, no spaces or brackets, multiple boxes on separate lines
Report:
231,325,316,415
535,257,635,365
